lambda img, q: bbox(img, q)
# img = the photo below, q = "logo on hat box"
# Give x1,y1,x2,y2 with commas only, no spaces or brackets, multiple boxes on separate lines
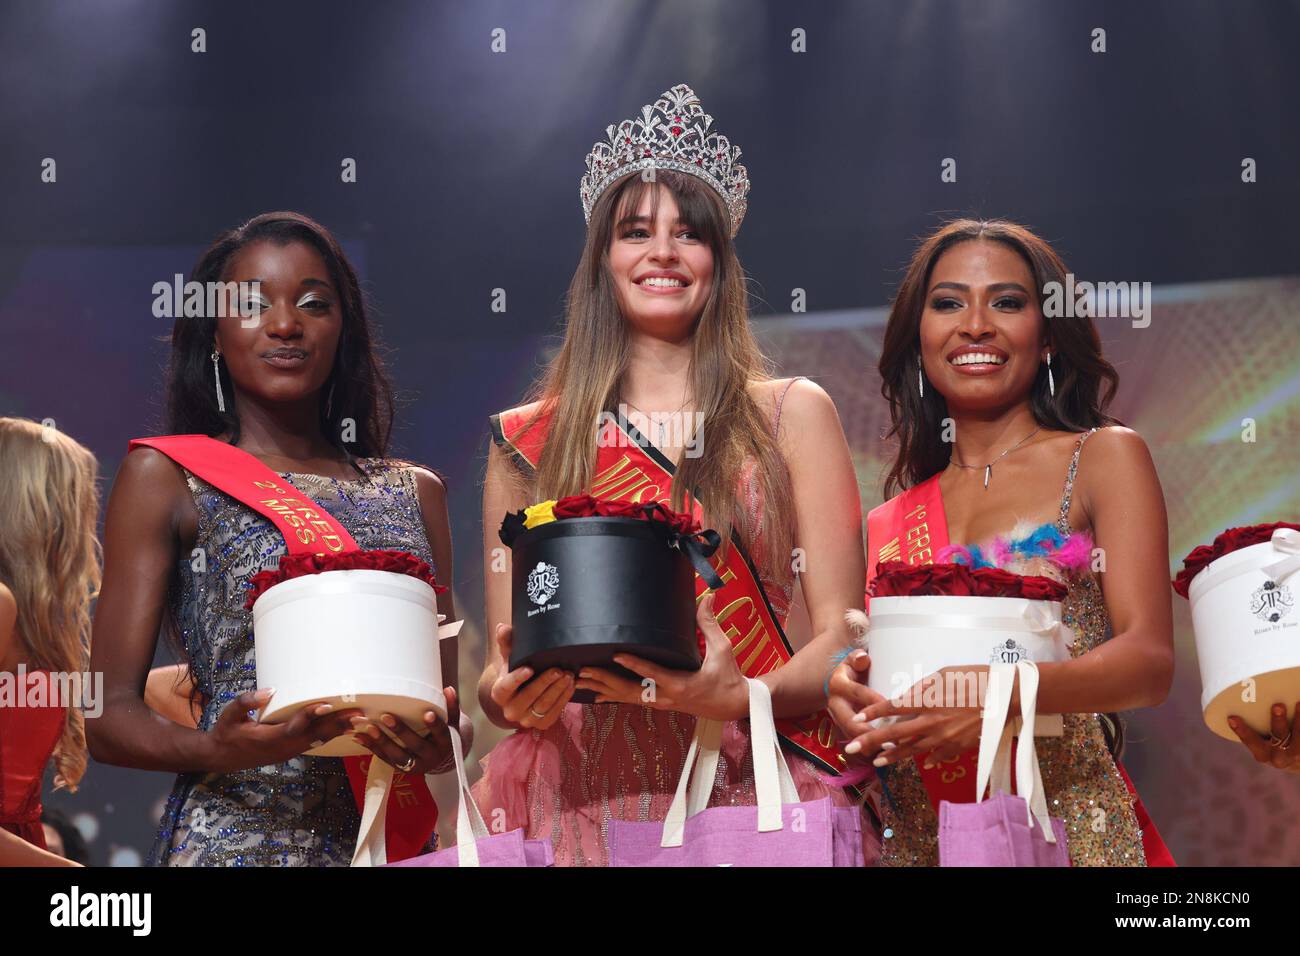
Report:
1250,579,1294,624
527,561,560,606
990,637,1030,664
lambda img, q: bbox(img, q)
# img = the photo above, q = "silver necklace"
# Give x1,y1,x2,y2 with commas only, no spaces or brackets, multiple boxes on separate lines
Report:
622,396,692,447
950,426,1042,489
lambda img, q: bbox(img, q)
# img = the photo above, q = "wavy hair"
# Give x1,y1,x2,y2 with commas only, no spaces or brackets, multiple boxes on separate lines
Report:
0,418,101,791
879,219,1120,498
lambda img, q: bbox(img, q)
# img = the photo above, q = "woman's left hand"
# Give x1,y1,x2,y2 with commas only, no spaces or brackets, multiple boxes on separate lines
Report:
574,592,750,721
1228,702,1300,773
844,665,990,769
351,686,461,775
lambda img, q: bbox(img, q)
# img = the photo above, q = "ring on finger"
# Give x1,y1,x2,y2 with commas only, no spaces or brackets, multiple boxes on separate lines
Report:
396,755,416,772
1270,732,1293,749
529,707,547,719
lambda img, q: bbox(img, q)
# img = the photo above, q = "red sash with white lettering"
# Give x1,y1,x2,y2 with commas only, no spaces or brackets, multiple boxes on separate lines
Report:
867,474,1175,864
129,434,437,862
865,476,980,807
491,403,850,782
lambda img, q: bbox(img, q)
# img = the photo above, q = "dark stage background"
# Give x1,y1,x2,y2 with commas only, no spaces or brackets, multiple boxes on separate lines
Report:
2,0,1298,865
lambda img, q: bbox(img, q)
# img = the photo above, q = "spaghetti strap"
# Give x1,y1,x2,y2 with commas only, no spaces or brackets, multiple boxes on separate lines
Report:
1057,427,1099,533
772,376,806,437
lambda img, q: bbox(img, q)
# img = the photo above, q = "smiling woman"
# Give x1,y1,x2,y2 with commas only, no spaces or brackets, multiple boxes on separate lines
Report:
473,85,867,867
827,219,1176,867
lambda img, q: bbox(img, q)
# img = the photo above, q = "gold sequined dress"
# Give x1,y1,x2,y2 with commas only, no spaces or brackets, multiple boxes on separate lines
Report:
878,430,1147,866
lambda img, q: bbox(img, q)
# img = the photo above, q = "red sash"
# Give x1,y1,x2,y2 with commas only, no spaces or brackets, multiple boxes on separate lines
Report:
129,434,437,862
867,474,1175,865
492,403,851,783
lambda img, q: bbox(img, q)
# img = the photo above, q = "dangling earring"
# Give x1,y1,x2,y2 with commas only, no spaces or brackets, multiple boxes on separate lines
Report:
211,350,226,413
918,363,925,399
1046,352,1056,398
325,381,335,419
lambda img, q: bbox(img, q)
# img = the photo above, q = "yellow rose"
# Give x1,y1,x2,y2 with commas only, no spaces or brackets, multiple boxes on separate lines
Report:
523,500,557,529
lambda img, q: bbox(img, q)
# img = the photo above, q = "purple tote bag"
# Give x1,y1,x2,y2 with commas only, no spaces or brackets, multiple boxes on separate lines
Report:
609,678,864,867
938,660,1070,867
383,724,554,868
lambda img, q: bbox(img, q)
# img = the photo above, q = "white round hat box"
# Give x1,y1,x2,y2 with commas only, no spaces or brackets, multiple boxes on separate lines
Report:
865,595,1074,736
252,568,451,757
1188,531,1300,740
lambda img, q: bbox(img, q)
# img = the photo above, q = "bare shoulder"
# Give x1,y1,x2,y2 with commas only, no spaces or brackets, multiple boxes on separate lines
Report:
1076,426,1162,522
1081,425,1155,470
115,445,191,501
754,377,839,431
404,464,448,509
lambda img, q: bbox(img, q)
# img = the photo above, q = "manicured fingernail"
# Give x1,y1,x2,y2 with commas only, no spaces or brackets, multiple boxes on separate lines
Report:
349,716,369,729
381,714,397,728
1274,705,1285,716
852,712,867,722
873,756,888,767
844,741,861,755
313,704,333,715
367,727,381,740
881,741,897,750
423,711,436,723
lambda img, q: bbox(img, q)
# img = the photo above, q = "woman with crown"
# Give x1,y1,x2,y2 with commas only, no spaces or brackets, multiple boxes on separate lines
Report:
473,84,867,866
826,220,1177,866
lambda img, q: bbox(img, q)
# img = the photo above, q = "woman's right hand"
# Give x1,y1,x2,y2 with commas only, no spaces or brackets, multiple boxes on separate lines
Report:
488,623,575,731
207,690,362,774
826,649,887,765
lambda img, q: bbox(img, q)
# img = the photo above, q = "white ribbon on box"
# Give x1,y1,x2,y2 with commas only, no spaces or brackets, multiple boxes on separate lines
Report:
864,595,1074,737
1188,528,1300,739
351,615,463,868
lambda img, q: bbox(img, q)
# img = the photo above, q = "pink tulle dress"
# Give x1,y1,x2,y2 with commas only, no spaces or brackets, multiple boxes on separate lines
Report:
472,572,859,866
473,381,862,867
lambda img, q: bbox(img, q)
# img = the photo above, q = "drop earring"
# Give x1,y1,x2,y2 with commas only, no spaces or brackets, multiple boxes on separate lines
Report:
1046,352,1056,398
918,363,925,398
325,381,335,419
211,350,226,413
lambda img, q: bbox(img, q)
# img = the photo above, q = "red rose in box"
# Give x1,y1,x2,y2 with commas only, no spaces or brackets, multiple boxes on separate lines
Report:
247,548,460,758
1172,521,1300,738
862,562,1072,724
499,495,723,703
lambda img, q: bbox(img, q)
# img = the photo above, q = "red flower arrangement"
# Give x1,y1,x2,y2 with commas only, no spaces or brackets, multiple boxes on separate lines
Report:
499,494,701,546
1172,521,1300,599
244,549,446,610
870,561,1068,602
553,494,700,535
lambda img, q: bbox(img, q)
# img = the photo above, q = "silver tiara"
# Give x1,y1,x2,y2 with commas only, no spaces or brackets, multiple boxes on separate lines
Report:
579,84,750,236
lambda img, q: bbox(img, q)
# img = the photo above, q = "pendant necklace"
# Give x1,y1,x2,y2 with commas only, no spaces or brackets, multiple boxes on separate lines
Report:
623,395,693,448
950,426,1042,489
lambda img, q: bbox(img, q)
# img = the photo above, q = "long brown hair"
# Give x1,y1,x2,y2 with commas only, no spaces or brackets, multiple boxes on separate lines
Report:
516,171,794,578
879,219,1120,497
0,418,101,791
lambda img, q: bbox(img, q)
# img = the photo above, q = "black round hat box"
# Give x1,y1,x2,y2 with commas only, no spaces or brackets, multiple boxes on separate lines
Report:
509,516,702,703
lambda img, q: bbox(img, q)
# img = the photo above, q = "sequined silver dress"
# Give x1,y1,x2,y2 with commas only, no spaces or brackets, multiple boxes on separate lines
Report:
149,462,434,867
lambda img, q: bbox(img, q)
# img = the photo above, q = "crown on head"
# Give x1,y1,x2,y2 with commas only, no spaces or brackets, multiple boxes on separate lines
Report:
579,84,750,237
